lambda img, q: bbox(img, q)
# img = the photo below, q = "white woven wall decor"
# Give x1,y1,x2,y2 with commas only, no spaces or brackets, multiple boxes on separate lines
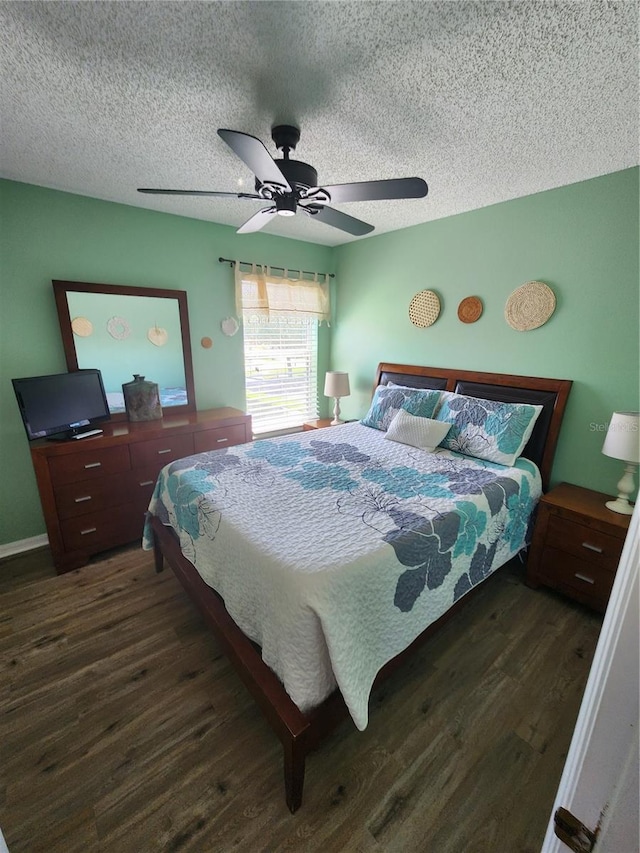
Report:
505,281,556,331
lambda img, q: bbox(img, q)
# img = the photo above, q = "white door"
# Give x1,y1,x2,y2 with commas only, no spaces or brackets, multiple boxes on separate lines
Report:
541,502,639,852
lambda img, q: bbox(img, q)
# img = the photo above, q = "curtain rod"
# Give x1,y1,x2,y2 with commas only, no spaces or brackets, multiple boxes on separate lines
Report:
218,257,335,279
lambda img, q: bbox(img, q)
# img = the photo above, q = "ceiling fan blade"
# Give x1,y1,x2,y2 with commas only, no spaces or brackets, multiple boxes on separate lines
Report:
218,129,291,192
237,207,277,234
316,177,428,204
138,188,262,199
301,204,374,236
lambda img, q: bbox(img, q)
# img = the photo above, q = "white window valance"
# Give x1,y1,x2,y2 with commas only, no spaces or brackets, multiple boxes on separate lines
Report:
235,263,331,323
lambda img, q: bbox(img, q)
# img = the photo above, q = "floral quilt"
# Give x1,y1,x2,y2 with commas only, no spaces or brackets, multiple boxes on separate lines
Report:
143,421,541,730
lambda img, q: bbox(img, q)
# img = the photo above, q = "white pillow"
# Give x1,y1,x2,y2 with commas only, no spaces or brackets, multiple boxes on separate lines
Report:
384,409,452,451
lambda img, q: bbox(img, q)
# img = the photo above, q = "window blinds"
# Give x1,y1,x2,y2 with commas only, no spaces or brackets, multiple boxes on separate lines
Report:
235,263,328,435
243,315,319,434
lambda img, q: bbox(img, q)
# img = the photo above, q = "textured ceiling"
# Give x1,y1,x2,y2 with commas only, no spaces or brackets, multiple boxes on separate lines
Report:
1,1,638,247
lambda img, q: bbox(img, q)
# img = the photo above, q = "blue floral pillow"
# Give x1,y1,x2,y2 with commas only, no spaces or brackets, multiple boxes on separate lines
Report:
361,385,441,432
435,392,542,466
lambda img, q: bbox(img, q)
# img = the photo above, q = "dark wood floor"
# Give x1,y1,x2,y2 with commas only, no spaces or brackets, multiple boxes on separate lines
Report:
0,544,601,852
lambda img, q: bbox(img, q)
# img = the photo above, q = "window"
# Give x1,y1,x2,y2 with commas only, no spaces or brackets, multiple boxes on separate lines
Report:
235,264,330,436
243,315,318,434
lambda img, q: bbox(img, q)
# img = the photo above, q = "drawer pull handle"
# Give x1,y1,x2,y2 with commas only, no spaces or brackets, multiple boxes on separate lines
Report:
80,527,97,536
575,572,595,585
581,542,603,554
84,462,102,469
157,449,172,455
216,438,229,443
74,496,92,503
139,480,154,487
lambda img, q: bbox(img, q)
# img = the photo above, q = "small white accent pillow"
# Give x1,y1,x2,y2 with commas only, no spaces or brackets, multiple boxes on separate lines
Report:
384,409,452,451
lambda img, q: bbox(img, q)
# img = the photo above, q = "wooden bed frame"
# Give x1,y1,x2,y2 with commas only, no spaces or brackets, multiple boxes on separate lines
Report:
150,363,572,812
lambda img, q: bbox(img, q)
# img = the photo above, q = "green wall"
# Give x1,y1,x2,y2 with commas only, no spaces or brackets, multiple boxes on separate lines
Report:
1,169,638,547
332,168,639,497
0,179,334,544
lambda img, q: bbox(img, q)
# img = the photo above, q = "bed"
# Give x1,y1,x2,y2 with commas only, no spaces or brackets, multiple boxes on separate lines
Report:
144,362,572,812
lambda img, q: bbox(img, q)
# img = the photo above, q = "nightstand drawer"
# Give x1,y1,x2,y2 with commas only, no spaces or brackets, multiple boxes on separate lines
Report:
525,483,630,613
538,546,615,609
546,516,622,571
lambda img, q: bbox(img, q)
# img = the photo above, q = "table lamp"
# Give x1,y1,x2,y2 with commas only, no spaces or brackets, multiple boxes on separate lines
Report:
324,371,350,425
601,411,640,514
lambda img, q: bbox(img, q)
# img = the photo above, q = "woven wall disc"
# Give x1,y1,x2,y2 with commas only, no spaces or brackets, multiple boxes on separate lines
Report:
71,316,93,337
409,290,441,328
107,316,131,340
221,317,239,336
505,281,556,331
457,296,483,323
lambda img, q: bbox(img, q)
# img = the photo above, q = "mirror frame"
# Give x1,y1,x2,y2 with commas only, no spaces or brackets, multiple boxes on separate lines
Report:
53,279,196,421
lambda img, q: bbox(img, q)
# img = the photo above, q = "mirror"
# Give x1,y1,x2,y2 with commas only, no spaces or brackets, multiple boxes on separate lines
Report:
53,280,196,419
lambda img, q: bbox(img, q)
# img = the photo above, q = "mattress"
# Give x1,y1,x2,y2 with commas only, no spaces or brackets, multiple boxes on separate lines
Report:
143,421,542,730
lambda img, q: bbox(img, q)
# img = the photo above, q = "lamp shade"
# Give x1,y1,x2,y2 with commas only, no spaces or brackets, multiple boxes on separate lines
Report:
602,412,640,463
324,371,350,398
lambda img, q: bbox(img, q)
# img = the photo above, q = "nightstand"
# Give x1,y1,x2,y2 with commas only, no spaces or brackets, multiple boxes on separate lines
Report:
303,418,338,430
526,482,631,613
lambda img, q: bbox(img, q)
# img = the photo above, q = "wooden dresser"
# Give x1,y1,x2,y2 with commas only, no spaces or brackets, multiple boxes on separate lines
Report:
526,482,631,613
29,407,252,573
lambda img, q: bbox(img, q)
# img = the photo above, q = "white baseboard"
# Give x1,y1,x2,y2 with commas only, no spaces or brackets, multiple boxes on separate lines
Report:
0,534,49,560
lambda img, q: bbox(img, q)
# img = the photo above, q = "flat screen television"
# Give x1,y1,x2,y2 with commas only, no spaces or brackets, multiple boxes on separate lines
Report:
12,369,111,441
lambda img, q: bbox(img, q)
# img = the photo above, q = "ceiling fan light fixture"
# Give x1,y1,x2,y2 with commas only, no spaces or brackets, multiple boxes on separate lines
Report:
275,195,297,217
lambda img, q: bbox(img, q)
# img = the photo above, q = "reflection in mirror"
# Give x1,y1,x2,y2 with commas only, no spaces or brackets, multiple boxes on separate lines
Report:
53,280,195,419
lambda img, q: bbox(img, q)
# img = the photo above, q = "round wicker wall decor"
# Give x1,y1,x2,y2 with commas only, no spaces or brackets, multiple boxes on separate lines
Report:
71,316,93,337
505,281,556,331
409,290,441,328
457,296,483,323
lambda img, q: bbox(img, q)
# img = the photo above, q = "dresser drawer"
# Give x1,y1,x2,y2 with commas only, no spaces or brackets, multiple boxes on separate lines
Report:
129,434,194,469
60,504,144,553
128,466,161,510
193,424,248,453
538,546,615,610
546,515,623,571
54,473,130,520
48,445,131,486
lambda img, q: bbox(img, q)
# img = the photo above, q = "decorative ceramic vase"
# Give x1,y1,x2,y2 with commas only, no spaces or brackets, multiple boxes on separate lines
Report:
122,374,163,421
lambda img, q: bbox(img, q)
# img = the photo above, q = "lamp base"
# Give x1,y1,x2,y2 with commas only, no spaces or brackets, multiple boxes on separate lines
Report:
605,462,637,515
331,397,343,426
605,497,634,515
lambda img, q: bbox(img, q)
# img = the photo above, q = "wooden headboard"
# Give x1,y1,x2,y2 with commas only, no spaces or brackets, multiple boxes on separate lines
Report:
374,362,572,492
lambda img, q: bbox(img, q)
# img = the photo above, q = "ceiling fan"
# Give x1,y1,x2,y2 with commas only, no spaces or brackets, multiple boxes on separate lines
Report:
138,125,428,237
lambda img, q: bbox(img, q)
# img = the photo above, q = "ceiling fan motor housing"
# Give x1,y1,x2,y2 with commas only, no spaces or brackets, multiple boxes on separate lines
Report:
254,124,321,199
256,159,319,196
